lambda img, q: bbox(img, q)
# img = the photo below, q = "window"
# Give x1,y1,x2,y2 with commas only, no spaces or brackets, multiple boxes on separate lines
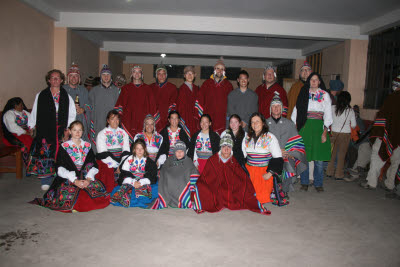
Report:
200,66,242,80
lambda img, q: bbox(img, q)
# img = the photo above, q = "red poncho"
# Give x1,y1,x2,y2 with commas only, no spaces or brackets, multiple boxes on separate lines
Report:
176,83,200,136
255,82,288,119
150,82,178,129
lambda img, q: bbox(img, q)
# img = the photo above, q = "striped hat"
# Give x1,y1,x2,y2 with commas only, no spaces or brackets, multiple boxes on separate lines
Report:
220,133,233,148
393,75,400,88
100,64,112,76
68,62,80,76
270,92,283,115
300,61,312,70
173,141,187,154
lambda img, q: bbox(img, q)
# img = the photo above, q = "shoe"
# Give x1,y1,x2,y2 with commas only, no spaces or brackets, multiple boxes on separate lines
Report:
300,184,309,191
326,174,333,178
348,168,359,175
344,176,358,182
315,187,324,192
41,185,50,191
335,177,344,181
360,182,375,189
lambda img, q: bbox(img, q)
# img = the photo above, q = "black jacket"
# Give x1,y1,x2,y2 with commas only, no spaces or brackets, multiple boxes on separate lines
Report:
187,130,220,160
156,126,190,160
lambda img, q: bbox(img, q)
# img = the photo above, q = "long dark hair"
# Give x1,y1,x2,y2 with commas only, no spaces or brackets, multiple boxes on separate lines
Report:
167,110,181,127
335,91,351,116
295,72,327,131
227,114,245,140
200,114,213,131
1,97,28,147
247,112,269,143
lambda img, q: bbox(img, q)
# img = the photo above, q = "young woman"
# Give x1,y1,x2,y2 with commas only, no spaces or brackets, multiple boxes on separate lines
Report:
156,111,190,163
154,141,199,209
30,121,109,212
2,97,33,165
96,110,130,192
327,91,356,180
134,115,164,167
187,114,220,174
242,112,283,205
291,72,332,192
220,114,247,168
27,69,76,190
110,139,158,208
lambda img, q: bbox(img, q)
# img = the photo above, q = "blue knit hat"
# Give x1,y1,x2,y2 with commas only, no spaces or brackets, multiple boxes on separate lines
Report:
100,64,112,76
329,80,344,92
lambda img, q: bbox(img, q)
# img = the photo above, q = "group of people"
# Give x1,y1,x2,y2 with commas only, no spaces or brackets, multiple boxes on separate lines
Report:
2,58,400,215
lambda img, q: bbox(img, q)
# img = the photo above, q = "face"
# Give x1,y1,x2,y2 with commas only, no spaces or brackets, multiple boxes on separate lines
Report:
175,150,185,160
49,72,63,88
264,69,275,84
221,145,232,159
169,113,179,128
101,73,111,84
229,117,240,132
300,67,312,81
237,74,249,88
69,73,80,86
214,65,225,78
144,119,155,134
271,104,282,118
251,116,263,135
184,71,195,83
309,75,321,89
69,124,83,140
107,115,120,129
132,68,143,81
200,117,211,131
157,69,167,83
135,144,145,158
15,103,23,112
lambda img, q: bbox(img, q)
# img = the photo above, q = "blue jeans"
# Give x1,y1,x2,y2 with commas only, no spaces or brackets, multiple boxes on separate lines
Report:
300,161,324,187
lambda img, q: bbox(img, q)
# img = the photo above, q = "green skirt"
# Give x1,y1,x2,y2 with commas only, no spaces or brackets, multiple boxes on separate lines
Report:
299,119,331,161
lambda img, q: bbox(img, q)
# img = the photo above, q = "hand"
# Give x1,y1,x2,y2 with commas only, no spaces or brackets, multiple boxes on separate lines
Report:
81,179,91,188
133,181,141,189
29,128,34,136
75,104,84,115
321,133,327,143
263,172,272,180
115,167,121,174
74,179,85,189
281,149,289,159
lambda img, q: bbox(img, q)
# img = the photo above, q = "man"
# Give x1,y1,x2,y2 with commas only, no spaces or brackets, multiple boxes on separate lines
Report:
329,79,344,105
114,74,127,90
88,64,120,149
84,76,95,92
198,58,233,134
115,65,157,140
190,134,270,215
266,93,307,192
255,65,288,119
362,75,400,191
226,70,258,129
150,64,178,129
63,63,91,141
287,61,312,118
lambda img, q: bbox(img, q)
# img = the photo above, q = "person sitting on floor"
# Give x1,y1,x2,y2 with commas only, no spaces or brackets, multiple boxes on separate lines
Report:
96,110,130,192
30,121,109,212
190,134,270,215
110,139,158,208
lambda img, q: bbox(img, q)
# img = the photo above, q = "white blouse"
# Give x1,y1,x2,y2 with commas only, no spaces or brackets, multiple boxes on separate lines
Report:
242,132,282,158
3,109,30,136
121,155,151,186
96,126,130,168
331,106,356,133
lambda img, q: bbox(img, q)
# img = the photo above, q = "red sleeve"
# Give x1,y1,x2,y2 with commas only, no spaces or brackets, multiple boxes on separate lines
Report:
115,86,128,112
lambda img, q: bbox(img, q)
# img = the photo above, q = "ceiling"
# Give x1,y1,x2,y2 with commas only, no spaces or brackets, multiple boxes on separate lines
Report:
20,0,400,67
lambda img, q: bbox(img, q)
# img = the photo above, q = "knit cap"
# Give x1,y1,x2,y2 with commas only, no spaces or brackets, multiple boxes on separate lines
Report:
173,141,187,154
84,76,94,86
270,92,283,115
329,80,344,92
115,74,126,85
68,62,80,76
264,65,277,78
155,64,167,76
214,57,225,69
300,61,312,70
392,75,400,88
220,133,233,148
100,64,112,76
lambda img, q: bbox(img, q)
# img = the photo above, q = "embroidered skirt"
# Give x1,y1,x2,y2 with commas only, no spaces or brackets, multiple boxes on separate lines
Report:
110,183,158,209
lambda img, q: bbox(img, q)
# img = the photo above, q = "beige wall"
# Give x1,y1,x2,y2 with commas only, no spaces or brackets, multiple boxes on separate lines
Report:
109,53,124,76
69,31,99,80
0,0,54,109
321,42,345,87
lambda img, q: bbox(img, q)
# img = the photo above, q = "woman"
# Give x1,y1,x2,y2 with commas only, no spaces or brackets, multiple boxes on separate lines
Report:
242,112,283,205
30,121,109,212
188,114,220,174
134,115,164,167
221,114,247,168
96,110,130,192
27,69,76,190
110,139,158,208
2,97,33,165
154,141,199,209
327,91,356,180
157,111,190,163
291,72,332,192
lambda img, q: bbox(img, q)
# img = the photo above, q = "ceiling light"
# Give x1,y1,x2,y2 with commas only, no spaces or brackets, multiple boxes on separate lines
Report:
161,53,166,58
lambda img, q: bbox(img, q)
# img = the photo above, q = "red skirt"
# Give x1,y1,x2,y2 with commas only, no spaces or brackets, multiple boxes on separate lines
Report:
3,134,33,151
96,160,118,193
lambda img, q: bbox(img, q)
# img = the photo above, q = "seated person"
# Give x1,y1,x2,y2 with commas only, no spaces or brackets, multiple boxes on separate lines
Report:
2,97,33,165
154,141,199,209
190,134,270,215
110,139,158,208
96,110,130,192
156,111,190,163
266,93,307,192
221,114,247,169
30,121,109,212
187,114,220,174
134,115,164,167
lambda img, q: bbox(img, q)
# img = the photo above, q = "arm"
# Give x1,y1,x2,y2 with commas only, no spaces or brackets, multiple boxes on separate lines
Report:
96,130,119,168
67,94,77,127
28,93,39,129
3,111,26,136
144,159,158,184
350,110,357,129
291,107,297,124
241,135,247,158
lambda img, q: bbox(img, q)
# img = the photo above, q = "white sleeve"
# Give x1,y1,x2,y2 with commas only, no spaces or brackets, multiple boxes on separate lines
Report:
28,93,39,129
67,95,77,127
86,167,99,181
3,111,26,136
323,94,333,128
123,130,130,152
96,130,107,153
122,177,134,185
269,133,283,158
139,178,151,186
220,131,226,138
57,167,77,183
350,110,356,129
241,135,247,158
157,154,167,167
291,106,297,124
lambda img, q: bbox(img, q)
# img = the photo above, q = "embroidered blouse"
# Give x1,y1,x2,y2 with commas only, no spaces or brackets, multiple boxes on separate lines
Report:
3,109,31,136
242,132,282,167
96,126,130,168
120,155,151,186
134,132,163,163
194,132,213,162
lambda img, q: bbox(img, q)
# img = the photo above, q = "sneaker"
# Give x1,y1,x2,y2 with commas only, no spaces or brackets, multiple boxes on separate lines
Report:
344,176,358,182
41,185,50,191
300,184,309,191
315,187,324,192
348,168,359,175
360,182,375,189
